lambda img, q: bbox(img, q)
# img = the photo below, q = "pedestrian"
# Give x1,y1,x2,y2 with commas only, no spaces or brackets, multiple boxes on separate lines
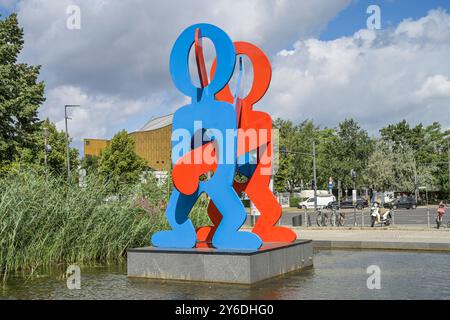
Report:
436,201,446,229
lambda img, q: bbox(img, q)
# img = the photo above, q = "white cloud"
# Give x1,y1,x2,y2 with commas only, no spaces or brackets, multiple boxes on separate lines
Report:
10,1,450,148
13,0,350,146
416,75,450,99
42,85,180,141
262,9,450,133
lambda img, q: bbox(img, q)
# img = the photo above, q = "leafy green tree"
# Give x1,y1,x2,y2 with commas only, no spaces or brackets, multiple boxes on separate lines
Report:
0,14,45,169
364,140,438,193
20,119,78,173
274,119,320,192
314,127,338,188
331,119,374,191
98,130,147,192
81,154,100,175
364,140,396,192
2,119,79,175
380,120,449,193
274,118,373,194
274,118,297,192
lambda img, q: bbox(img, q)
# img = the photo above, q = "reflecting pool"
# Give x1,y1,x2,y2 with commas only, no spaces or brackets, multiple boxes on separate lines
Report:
2,249,450,300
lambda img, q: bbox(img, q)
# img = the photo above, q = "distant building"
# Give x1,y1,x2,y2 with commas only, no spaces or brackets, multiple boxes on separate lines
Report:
84,114,173,171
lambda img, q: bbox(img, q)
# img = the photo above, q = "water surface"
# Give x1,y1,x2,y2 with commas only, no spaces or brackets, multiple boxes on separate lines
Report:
2,249,450,300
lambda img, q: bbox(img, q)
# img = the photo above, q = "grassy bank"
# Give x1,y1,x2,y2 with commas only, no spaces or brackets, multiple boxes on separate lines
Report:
0,170,210,280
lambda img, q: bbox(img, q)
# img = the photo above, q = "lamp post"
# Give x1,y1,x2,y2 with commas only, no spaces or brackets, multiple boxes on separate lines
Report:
43,127,49,167
65,105,80,180
280,144,316,227
351,169,357,226
413,157,419,203
312,141,317,214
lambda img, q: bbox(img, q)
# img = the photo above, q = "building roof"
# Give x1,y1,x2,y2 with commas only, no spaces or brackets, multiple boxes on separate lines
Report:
138,114,173,132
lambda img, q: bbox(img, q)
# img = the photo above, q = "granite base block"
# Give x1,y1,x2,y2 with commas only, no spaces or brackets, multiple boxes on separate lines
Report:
127,240,313,284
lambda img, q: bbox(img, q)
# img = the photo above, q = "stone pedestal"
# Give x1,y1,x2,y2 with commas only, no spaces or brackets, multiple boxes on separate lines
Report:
127,240,313,284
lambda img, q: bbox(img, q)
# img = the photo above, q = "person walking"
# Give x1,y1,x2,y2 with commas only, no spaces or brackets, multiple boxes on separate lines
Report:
436,201,446,229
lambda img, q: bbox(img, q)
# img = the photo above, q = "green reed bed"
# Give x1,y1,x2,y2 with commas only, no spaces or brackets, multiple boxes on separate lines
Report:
0,170,210,280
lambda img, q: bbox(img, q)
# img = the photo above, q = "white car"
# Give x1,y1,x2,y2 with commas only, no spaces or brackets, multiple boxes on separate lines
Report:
298,195,336,209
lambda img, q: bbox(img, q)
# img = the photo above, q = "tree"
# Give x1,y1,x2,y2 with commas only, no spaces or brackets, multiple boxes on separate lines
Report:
364,141,438,193
81,154,100,175
274,119,320,192
313,119,374,194
380,120,449,193
332,119,374,191
273,118,297,192
1,119,79,175
0,14,45,169
274,118,373,194
98,130,147,192
364,141,399,192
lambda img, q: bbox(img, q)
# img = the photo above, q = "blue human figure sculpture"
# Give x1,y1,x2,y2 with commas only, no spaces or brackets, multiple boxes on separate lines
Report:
151,23,262,250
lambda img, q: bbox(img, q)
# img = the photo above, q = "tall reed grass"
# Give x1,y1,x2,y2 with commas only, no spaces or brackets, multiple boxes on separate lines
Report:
0,170,210,280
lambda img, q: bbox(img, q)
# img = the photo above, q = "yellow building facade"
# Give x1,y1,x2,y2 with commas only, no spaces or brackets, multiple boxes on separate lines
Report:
84,114,173,171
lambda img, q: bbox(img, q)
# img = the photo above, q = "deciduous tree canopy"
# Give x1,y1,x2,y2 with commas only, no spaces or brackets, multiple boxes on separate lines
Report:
0,13,45,169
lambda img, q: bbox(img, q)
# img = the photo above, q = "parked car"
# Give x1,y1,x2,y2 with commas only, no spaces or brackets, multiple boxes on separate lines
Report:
326,197,369,210
384,196,417,210
297,195,336,209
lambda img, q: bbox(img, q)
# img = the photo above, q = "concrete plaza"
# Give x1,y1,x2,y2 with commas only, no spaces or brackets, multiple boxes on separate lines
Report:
292,227,450,251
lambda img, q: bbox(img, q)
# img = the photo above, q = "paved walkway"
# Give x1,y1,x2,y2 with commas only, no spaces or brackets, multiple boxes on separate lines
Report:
292,228,450,251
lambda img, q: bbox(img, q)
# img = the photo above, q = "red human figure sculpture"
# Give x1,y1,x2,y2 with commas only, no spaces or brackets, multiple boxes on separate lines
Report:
196,41,297,243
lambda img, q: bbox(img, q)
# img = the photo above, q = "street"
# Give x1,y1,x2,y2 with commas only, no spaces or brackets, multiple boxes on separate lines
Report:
247,207,446,228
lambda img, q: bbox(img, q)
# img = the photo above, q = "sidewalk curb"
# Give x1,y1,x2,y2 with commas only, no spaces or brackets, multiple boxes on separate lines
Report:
312,240,450,252
291,227,450,232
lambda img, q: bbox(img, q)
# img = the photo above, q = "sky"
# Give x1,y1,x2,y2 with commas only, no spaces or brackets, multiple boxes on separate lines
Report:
1,0,450,154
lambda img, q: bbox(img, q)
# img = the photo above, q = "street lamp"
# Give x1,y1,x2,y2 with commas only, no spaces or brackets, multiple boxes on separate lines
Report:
351,169,357,226
280,143,317,227
65,105,80,180
312,141,318,214
43,127,51,167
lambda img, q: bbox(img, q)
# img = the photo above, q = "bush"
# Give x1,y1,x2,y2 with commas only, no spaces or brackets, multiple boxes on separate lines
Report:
289,197,302,207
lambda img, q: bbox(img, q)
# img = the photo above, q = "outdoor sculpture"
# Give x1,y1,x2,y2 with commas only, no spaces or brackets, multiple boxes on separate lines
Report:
151,23,262,250
151,23,297,251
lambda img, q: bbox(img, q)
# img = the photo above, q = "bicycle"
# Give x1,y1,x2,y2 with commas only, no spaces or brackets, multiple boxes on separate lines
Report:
316,210,329,227
336,211,346,226
329,206,345,227
329,209,337,226
436,214,450,229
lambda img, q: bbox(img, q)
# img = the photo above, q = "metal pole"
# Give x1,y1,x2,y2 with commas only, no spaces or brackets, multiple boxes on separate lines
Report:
43,127,48,167
413,158,418,203
448,145,450,201
64,105,80,181
426,186,430,229
338,180,341,207
65,107,70,180
353,179,357,227
312,141,317,212
305,211,309,227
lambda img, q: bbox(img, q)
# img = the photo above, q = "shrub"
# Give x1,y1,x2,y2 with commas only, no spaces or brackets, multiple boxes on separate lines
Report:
289,197,302,207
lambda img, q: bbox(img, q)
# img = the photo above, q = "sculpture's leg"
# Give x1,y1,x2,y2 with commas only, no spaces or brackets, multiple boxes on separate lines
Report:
196,201,221,243
208,184,262,250
196,180,247,242
248,147,297,243
151,189,198,248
